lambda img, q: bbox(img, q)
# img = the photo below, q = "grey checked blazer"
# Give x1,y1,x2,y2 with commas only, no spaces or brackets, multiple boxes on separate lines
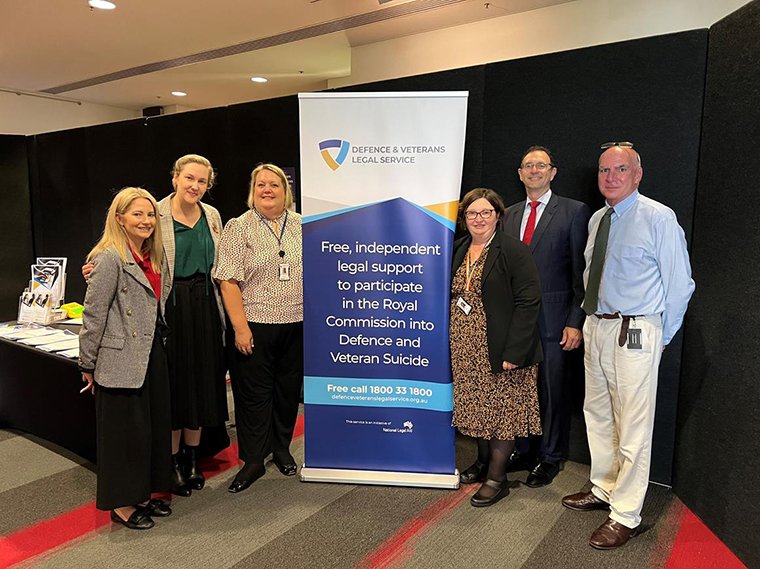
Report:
157,194,226,336
79,247,171,388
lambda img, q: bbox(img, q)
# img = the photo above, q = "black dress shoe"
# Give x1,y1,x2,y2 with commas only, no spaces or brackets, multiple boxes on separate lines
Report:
111,508,155,530
459,461,487,484
272,451,297,477
505,451,537,473
470,479,510,507
171,453,192,497
184,446,206,490
228,463,266,493
526,462,561,488
143,498,172,517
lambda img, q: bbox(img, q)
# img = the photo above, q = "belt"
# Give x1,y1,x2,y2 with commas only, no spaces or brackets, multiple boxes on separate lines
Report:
594,313,645,347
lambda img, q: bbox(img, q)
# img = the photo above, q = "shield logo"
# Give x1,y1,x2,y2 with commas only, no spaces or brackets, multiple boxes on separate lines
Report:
319,139,351,171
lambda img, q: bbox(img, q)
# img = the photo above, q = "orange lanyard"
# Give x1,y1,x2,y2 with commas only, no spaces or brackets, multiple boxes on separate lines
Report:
464,233,495,292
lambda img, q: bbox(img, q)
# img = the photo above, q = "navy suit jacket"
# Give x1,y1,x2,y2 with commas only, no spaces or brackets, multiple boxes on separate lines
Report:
503,193,590,342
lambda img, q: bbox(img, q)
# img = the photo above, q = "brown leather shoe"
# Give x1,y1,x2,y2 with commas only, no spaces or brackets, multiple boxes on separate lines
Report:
589,518,640,550
561,491,610,511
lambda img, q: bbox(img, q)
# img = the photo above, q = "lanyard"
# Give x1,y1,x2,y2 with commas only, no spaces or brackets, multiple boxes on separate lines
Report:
254,208,288,257
465,233,495,292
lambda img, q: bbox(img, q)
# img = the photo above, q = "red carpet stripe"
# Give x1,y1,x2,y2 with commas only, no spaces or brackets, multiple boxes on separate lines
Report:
355,483,479,569
666,508,747,569
0,415,305,568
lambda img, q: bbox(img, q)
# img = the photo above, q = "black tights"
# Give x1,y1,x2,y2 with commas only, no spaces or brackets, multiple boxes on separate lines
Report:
475,437,515,497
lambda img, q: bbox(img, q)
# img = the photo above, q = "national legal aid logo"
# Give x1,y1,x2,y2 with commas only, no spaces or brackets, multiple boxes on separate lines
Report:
319,139,351,171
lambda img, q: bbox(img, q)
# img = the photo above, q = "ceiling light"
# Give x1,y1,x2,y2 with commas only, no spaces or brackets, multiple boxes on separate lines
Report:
250,76,268,83
88,0,116,9
171,91,187,97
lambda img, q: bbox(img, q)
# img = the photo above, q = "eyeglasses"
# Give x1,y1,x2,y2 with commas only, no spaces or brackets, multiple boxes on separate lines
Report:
520,162,553,171
464,209,495,220
600,141,634,149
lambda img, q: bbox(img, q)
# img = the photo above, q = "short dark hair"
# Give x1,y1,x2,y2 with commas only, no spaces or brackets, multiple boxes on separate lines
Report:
521,145,555,168
458,188,505,230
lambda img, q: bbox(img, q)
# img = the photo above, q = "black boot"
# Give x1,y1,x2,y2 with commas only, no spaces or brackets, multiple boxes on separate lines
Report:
184,446,205,490
171,453,192,497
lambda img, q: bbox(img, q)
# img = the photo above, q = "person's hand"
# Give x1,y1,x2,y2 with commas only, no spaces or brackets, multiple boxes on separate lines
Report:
82,262,94,283
80,372,95,394
560,327,583,351
502,361,517,371
234,326,254,356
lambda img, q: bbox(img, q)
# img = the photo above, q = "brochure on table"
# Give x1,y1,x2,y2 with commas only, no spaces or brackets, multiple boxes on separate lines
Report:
18,257,68,325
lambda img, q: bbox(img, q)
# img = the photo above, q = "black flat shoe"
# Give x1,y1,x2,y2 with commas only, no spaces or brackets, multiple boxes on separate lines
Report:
459,461,487,484
505,451,537,473
228,464,265,493
272,451,297,477
111,508,155,530
470,479,510,507
143,498,172,517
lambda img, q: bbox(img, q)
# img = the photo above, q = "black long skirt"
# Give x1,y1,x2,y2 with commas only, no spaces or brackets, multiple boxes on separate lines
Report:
95,332,172,510
165,275,228,430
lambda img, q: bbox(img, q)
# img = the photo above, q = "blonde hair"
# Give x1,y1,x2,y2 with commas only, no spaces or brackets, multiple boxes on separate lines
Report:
87,187,163,272
246,163,293,211
172,154,216,189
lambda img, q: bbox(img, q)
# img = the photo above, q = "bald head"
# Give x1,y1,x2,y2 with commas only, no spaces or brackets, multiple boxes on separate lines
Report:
597,146,643,206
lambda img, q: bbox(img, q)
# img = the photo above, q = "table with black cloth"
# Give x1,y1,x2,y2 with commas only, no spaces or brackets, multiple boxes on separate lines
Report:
0,322,96,461
0,322,230,463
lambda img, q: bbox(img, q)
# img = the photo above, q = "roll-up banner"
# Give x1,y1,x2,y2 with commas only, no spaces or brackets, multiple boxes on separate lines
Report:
298,92,468,488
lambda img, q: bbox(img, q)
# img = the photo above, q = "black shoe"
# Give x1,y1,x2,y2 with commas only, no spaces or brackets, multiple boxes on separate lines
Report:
272,451,297,477
526,462,561,488
470,479,510,507
171,453,192,497
459,461,487,484
505,451,537,473
111,508,155,530
184,446,206,490
228,463,266,493
143,498,172,517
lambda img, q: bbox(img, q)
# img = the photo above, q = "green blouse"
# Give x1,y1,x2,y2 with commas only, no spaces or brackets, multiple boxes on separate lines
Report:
173,213,214,278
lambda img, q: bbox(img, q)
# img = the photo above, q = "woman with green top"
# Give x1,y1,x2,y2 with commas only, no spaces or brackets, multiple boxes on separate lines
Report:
157,154,228,496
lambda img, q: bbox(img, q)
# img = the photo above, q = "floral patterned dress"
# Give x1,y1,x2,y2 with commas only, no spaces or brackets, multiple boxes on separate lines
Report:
449,245,541,440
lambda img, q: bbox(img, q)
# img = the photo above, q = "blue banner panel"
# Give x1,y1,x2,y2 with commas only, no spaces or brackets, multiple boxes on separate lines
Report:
304,404,455,474
303,198,455,475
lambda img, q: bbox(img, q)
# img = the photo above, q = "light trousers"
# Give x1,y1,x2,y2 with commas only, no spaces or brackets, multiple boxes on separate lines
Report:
583,314,663,528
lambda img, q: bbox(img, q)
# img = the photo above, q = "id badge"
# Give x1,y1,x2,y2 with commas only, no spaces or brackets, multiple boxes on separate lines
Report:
278,262,291,281
626,328,642,350
456,296,472,315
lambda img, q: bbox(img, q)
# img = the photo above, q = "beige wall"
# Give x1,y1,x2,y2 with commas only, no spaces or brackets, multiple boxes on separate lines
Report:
329,0,750,88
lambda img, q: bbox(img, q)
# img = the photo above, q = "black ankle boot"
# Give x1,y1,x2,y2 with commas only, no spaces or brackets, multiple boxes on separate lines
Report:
171,453,192,497
184,446,205,490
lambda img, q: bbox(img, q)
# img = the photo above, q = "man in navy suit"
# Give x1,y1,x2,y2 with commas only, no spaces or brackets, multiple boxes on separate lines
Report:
503,146,590,487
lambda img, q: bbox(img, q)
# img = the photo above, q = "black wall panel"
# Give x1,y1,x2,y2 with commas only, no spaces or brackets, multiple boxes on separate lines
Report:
482,31,709,484
676,2,760,567
30,128,92,304
0,136,34,320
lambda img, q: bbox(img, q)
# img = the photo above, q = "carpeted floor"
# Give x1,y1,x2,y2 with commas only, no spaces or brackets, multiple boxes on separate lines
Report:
0,419,747,569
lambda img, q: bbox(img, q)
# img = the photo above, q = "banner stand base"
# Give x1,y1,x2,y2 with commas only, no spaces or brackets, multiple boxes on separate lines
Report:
299,466,460,489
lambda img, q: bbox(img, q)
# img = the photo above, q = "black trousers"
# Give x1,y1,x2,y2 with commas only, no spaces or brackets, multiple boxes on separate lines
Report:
228,321,303,464
95,332,172,510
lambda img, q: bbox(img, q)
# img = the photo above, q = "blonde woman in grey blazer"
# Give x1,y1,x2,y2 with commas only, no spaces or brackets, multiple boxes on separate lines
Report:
157,154,228,496
83,156,229,497
79,187,173,530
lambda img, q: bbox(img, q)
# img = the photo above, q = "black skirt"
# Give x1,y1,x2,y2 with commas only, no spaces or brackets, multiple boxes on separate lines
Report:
165,274,228,430
95,331,172,510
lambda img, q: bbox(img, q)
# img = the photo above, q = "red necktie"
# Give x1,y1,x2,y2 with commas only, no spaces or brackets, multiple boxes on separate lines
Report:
522,201,541,245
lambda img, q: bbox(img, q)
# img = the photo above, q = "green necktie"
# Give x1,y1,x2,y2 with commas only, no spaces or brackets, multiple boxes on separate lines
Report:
582,207,614,315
